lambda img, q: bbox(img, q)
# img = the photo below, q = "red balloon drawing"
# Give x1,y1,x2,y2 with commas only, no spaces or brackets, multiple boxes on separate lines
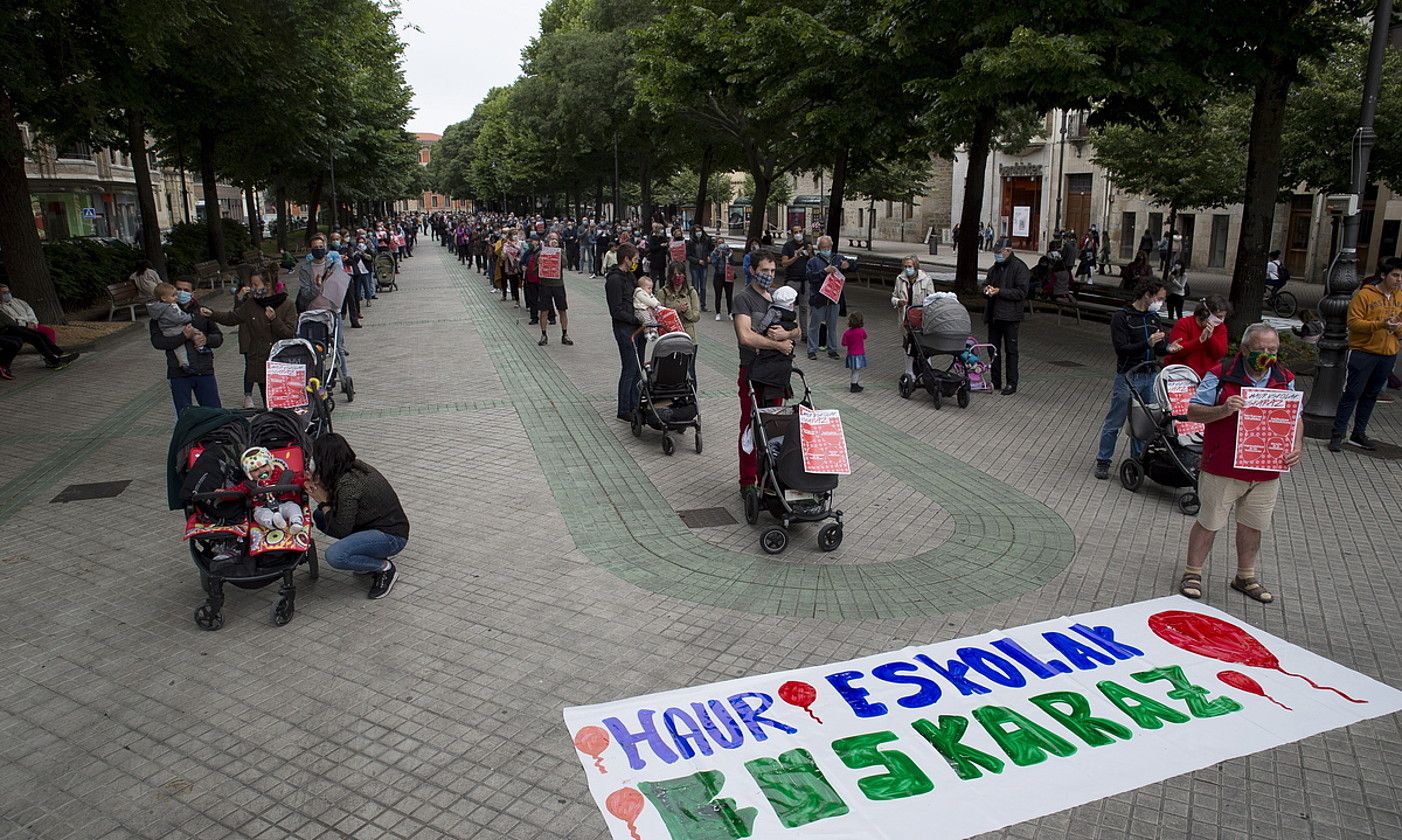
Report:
573,725,611,774
1218,670,1292,711
1148,610,1365,704
605,786,645,840
778,680,823,724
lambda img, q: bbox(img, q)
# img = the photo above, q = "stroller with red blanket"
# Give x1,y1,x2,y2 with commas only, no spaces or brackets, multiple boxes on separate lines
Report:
169,408,319,630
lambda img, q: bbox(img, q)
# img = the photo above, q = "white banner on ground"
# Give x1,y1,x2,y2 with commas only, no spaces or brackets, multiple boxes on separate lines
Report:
564,598,1402,840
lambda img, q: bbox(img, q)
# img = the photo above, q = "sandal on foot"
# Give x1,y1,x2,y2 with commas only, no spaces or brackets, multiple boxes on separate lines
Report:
1179,572,1203,600
1231,575,1275,604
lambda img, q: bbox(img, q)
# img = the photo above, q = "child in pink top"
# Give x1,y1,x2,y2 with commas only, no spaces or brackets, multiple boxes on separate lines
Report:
841,311,867,393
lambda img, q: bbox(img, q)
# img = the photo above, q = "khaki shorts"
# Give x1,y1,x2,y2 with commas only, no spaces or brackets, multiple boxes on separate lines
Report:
1196,471,1280,532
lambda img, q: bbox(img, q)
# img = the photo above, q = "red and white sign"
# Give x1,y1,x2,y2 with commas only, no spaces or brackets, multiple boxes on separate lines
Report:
654,306,684,335
1165,381,1205,436
539,247,563,280
819,268,845,303
1233,388,1302,472
265,361,308,409
798,406,851,475
724,262,735,283
668,240,687,265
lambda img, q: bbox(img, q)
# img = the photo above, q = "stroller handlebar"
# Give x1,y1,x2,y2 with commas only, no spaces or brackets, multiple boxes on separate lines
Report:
191,483,304,502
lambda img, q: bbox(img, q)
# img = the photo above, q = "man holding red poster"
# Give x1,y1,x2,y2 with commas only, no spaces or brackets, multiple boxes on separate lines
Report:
1175,324,1301,605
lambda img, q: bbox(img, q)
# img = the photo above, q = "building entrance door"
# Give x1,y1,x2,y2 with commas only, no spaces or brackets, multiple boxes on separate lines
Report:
1064,174,1092,239
1000,176,1041,251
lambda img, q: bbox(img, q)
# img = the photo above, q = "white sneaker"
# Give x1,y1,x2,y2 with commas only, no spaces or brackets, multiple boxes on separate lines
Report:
714,313,723,321
242,395,255,409
272,512,288,530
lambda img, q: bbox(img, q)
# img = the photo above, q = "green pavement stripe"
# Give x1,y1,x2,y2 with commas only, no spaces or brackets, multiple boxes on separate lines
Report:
0,380,170,528
441,250,1076,619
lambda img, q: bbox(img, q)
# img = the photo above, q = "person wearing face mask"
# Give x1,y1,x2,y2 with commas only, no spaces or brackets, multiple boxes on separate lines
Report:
200,271,296,408
150,278,224,415
0,284,78,379
780,224,813,333
710,237,734,320
606,243,646,420
804,236,852,360
982,240,1029,396
1175,323,1301,604
890,256,937,378
1329,255,1402,451
296,234,342,313
733,249,801,497
1093,278,1171,480
1164,296,1230,377
686,225,713,312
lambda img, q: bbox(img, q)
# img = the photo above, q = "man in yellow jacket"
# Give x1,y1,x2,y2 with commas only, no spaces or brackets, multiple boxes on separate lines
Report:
1330,256,1402,451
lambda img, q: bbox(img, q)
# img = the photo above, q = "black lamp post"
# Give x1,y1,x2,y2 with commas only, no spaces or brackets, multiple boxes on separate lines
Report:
1302,0,1393,438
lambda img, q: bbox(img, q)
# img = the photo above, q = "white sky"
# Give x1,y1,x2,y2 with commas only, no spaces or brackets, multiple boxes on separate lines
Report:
400,0,550,135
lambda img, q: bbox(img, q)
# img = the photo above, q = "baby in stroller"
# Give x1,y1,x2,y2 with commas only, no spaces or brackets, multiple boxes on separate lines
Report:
232,446,307,534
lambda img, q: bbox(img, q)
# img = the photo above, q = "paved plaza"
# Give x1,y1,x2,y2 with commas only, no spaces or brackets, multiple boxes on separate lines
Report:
1,245,1400,840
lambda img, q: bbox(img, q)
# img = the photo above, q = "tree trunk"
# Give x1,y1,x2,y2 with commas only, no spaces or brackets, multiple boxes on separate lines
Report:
594,175,603,217
955,107,997,294
245,185,260,248
639,157,654,227
125,108,167,280
1228,54,1298,336
1162,206,1177,283
0,95,63,324
305,176,323,243
275,181,289,253
826,145,849,238
196,124,225,265
747,172,773,244
694,144,715,227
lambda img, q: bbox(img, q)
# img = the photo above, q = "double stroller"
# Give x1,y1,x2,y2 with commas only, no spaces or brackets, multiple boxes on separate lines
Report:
169,408,319,630
743,369,844,554
631,330,702,456
899,293,985,409
1120,361,1203,515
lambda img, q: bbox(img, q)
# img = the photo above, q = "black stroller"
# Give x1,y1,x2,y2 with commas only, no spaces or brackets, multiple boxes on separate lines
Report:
267,337,334,437
743,369,844,554
631,330,702,455
898,294,980,409
1120,361,1203,515
170,409,319,630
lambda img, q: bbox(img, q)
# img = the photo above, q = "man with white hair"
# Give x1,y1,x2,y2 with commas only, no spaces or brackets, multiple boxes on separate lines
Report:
1176,323,1302,604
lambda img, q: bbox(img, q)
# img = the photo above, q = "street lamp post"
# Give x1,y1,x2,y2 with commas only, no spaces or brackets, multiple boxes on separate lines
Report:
1302,0,1393,438
1053,110,1068,234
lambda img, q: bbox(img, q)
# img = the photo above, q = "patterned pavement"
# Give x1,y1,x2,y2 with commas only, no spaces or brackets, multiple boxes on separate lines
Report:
0,241,1399,840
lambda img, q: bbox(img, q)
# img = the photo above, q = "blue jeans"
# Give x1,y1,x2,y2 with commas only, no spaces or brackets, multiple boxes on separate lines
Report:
170,375,221,417
690,265,708,309
355,271,376,301
1333,349,1398,438
808,302,839,354
614,323,645,417
1096,371,1156,462
315,517,407,573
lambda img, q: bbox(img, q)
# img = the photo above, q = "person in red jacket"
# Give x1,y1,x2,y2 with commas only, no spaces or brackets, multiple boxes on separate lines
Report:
1164,295,1230,377
1176,324,1302,604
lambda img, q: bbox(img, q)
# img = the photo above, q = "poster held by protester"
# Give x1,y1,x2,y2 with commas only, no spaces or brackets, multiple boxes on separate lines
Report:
563,597,1402,840
1164,381,1205,436
539,247,563,280
798,406,851,475
1233,388,1302,472
819,269,845,303
655,307,684,336
264,361,308,409
669,240,687,264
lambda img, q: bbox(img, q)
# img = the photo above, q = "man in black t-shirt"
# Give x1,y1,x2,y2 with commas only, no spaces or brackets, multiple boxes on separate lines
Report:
780,224,813,337
733,249,801,497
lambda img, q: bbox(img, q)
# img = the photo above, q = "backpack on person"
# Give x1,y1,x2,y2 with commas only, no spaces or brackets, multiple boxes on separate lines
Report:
1274,261,1291,285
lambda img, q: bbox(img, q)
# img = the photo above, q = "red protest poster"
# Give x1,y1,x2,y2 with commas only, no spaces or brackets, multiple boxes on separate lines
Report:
1233,388,1302,472
820,269,845,303
539,247,563,280
1164,381,1205,436
724,262,735,283
535,221,545,233
669,240,687,264
655,306,685,335
265,360,308,409
799,406,851,475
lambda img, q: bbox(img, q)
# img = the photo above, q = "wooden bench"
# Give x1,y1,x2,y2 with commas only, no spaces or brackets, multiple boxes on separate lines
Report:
1031,283,1131,324
106,279,146,321
193,260,223,291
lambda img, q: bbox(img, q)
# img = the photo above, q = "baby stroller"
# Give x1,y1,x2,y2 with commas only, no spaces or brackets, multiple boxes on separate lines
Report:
743,369,844,554
1120,361,1203,515
374,251,397,292
899,293,979,409
170,408,319,631
267,337,334,437
631,330,702,456
298,309,354,403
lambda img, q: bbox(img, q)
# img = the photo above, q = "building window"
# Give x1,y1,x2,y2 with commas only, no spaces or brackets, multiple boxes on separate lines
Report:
1120,212,1136,260
885,200,893,219
1209,214,1230,268
57,142,91,160
1148,212,1163,240
431,195,439,208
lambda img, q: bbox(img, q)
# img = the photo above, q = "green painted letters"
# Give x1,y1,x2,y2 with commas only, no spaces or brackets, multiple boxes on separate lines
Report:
1132,666,1244,718
743,748,849,829
971,705,1078,766
830,731,935,801
1097,680,1192,729
638,770,758,840
910,716,1006,780
1027,690,1133,747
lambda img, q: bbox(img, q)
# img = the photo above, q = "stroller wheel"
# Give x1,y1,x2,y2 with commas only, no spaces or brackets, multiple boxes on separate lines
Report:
898,374,914,399
932,387,942,410
630,410,642,438
1178,492,1201,517
343,378,355,403
743,489,759,525
957,386,970,409
194,604,223,632
818,523,844,552
760,527,788,555
1119,459,1145,492
662,435,675,456
271,598,295,627
694,427,703,454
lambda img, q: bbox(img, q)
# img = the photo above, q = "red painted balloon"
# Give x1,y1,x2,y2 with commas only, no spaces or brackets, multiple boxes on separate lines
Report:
1218,669,1292,710
777,680,823,723
606,787,645,840
573,725,610,773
